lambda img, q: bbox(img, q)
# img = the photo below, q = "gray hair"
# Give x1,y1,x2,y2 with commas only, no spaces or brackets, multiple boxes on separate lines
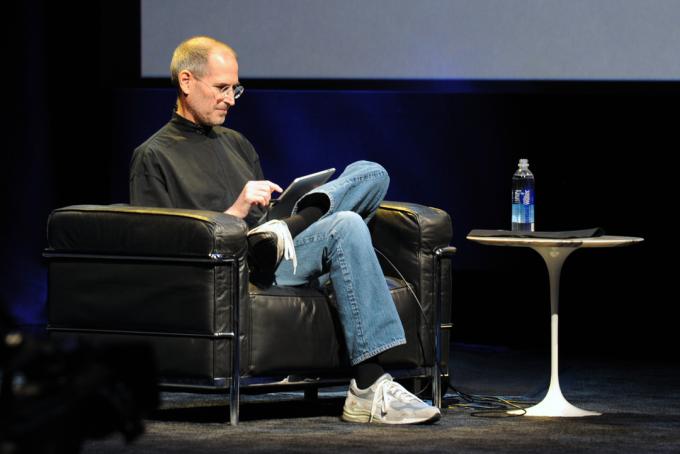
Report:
170,36,237,87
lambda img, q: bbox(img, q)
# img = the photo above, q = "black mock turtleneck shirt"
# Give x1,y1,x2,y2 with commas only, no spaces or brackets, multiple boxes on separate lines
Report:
129,112,267,227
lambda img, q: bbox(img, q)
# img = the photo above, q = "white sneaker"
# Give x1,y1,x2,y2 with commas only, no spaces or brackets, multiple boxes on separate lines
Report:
342,374,441,424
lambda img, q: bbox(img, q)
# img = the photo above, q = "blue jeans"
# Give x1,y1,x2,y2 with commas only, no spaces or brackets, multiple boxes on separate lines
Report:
274,161,406,366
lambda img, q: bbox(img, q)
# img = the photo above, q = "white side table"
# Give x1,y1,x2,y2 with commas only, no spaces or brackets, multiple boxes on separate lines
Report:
466,234,644,417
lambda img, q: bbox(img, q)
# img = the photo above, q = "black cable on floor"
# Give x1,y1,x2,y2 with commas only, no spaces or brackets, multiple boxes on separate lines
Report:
442,381,536,418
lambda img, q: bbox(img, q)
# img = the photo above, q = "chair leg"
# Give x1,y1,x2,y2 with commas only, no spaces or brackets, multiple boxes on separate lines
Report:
432,364,442,408
433,246,456,409
230,376,240,425
230,261,241,425
304,386,319,400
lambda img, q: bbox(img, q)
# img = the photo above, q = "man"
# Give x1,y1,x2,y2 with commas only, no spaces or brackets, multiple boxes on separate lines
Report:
129,36,440,424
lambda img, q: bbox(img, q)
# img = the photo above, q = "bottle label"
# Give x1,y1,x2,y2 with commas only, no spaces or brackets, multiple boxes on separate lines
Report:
512,189,534,223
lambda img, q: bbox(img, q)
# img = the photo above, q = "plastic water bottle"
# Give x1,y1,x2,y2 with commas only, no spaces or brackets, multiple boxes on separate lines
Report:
511,158,535,232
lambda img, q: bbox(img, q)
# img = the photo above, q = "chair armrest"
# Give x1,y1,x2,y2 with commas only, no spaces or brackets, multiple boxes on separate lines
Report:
370,201,453,285
46,205,248,258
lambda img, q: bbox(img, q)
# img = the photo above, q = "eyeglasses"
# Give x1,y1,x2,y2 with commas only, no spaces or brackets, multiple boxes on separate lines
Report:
194,76,244,100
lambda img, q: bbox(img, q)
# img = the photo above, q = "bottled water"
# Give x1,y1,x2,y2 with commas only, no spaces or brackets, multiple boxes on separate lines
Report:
511,158,535,232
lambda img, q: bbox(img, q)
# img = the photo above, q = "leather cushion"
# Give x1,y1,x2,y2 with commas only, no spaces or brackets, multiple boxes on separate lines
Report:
245,277,424,375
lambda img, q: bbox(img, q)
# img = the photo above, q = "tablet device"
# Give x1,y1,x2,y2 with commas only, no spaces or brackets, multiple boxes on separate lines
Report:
266,168,336,221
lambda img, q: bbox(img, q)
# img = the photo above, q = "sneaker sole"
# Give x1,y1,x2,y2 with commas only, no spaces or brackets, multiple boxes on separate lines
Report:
342,407,441,425
341,407,372,423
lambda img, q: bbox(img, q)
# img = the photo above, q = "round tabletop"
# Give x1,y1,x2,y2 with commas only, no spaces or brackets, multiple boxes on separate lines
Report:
466,234,644,248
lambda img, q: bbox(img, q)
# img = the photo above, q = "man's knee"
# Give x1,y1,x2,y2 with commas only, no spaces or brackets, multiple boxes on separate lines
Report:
329,211,369,238
344,160,387,180
353,160,388,176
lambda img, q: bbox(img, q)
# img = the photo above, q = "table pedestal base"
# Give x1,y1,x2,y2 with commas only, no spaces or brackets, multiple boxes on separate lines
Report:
509,381,601,417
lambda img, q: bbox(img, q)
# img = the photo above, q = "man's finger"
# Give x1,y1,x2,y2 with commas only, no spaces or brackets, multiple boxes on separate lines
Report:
250,195,267,207
267,181,284,194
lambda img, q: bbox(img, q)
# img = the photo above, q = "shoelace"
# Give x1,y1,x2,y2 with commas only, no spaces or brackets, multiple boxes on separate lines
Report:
274,221,297,274
369,377,425,422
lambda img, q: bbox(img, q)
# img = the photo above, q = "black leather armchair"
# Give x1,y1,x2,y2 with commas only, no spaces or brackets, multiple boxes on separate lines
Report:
44,202,454,425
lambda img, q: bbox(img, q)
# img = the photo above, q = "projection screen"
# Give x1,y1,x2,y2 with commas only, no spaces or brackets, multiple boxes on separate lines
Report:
142,0,680,80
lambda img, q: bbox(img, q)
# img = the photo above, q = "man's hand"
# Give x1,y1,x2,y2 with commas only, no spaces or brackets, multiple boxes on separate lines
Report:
225,180,283,219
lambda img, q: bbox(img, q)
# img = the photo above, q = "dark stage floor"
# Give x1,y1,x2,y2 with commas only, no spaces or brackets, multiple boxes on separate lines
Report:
81,345,680,453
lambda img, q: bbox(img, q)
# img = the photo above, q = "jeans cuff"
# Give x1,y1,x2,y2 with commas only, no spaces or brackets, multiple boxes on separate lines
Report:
350,337,407,366
292,190,334,219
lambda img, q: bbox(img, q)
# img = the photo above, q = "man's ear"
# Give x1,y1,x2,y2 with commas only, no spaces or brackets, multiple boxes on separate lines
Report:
178,70,192,96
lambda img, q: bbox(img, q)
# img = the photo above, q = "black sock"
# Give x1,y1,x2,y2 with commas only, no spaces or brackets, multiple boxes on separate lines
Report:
353,358,385,390
282,194,328,237
283,206,323,238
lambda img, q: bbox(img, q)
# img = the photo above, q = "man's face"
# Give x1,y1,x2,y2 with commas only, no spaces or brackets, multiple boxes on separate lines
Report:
183,50,239,126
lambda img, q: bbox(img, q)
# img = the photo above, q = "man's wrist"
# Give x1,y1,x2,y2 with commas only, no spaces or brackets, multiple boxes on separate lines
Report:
225,205,247,218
